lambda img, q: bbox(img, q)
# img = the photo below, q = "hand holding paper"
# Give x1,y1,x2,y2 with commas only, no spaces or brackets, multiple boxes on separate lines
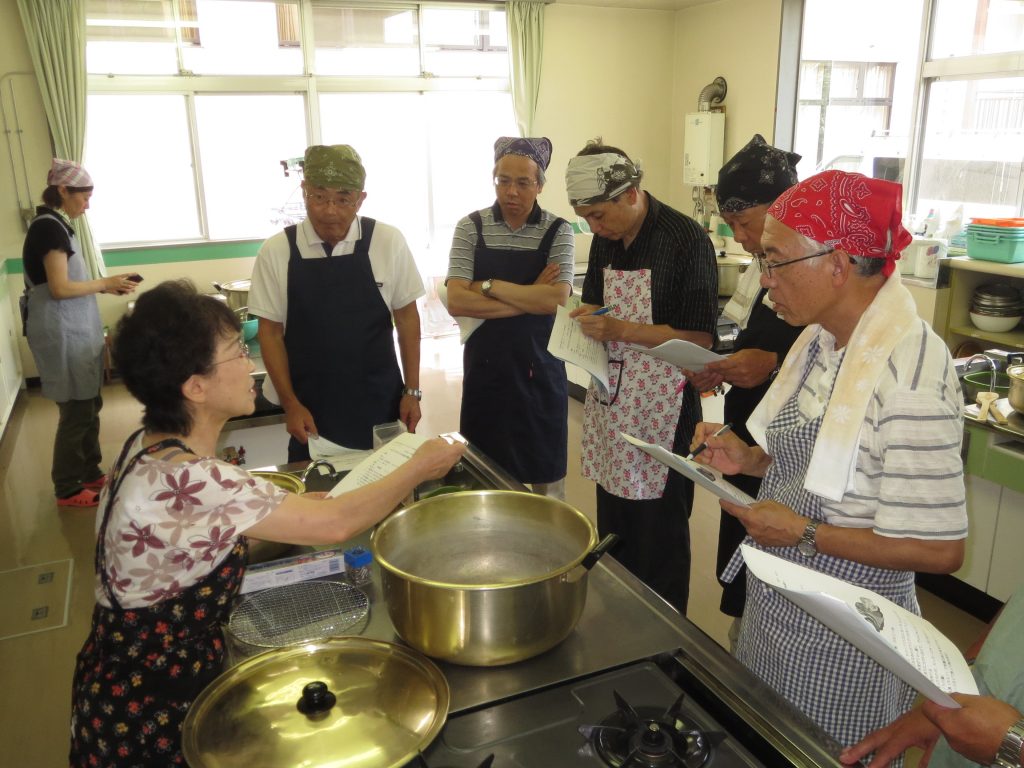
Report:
548,304,609,390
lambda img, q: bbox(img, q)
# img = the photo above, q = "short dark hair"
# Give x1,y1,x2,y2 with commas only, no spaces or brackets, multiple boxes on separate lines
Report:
42,184,93,208
575,138,633,162
113,279,240,435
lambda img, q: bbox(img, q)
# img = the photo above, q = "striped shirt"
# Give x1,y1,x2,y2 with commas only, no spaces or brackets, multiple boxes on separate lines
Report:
446,201,575,283
795,320,967,539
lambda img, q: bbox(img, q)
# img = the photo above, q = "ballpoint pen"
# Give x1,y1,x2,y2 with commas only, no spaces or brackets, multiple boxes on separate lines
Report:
686,423,733,460
590,306,611,316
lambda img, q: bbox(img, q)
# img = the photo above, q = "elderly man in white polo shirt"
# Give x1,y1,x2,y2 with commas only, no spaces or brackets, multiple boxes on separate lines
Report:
249,144,425,461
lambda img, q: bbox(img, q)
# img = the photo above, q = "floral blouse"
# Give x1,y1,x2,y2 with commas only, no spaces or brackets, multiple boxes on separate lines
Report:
94,435,287,608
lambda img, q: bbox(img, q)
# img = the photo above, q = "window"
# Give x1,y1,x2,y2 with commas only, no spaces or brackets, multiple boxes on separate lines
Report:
84,0,515,257
787,0,1024,226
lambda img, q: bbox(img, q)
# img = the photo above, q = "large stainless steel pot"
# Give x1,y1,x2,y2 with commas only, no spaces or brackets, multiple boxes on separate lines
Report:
213,279,250,311
1006,365,1024,414
717,261,747,297
372,490,617,666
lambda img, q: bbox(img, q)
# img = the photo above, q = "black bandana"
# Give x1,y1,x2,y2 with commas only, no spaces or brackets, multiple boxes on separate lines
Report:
715,134,800,213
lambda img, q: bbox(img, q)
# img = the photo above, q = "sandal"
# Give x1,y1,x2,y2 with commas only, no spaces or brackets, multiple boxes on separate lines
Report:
82,475,108,490
57,489,100,508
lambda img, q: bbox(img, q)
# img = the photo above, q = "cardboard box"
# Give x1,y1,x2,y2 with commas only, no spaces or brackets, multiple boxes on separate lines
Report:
240,548,346,594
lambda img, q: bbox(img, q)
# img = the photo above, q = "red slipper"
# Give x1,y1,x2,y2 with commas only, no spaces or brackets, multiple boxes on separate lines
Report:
82,475,108,490
57,489,100,508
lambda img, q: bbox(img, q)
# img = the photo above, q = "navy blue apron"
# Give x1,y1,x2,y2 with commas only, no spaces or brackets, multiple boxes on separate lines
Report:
459,211,568,484
284,219,402,459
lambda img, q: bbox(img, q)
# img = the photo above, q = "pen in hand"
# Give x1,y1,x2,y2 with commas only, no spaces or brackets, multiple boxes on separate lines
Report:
589,306,611,316
686,423,733,460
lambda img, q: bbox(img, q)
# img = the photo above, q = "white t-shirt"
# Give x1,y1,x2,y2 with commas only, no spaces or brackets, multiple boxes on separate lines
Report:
248,216,426,327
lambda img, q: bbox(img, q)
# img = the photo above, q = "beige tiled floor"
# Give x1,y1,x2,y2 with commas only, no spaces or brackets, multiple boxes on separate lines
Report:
0,333,985,766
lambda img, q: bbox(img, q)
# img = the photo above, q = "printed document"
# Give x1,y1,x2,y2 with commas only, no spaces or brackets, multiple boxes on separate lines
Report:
307,435,374,472
626,340,727,373
620,433,754,507
548,304,609,390
741,546,978,708
328,432,429,496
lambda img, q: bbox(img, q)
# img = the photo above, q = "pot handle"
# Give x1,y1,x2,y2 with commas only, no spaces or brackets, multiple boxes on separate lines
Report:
581,533,619,570
212,281,224,292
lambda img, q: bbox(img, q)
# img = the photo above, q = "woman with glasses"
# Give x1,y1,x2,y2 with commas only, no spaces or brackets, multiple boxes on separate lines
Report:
68,280,464,767
21,159,141,508
444,137,575,498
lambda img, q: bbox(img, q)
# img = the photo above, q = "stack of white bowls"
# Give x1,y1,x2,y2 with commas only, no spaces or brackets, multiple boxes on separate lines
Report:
970,284,1023,332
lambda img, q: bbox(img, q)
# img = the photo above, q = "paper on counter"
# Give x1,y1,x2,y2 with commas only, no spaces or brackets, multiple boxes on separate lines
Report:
626,340,727,373
547,304,609,390
741,545,978,708
307,435,374,472
327,431,429,497
620,432,754,507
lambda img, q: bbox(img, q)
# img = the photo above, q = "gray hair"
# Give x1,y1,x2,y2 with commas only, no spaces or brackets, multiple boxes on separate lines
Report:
796,233,884,277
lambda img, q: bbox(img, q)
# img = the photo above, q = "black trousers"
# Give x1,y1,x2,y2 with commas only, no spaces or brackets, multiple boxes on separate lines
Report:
596,470,693,615
53,394,103,498
716,472,763,617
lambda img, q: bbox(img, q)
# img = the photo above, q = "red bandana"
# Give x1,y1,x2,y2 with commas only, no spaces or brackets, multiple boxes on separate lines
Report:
767,170,912,277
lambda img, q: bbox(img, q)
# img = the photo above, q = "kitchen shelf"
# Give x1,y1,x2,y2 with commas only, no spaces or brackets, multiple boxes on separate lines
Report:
949,324,1024,350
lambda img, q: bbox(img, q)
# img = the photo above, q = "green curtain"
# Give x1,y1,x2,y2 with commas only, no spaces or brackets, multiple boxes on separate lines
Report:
506,0,545,137
16,0,106,278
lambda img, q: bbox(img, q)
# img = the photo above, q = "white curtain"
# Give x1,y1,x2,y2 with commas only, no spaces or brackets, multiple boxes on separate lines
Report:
16,0,106,278
506,0,545,137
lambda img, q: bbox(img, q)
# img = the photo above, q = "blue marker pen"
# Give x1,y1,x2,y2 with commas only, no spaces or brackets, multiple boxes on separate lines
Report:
590,306,611,316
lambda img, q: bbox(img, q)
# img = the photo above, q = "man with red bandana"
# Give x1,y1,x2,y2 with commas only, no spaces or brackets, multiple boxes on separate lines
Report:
690,170,967,755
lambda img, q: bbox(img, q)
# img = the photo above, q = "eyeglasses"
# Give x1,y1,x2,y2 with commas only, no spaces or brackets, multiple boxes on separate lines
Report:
212,340,250,366
304,190,360,208
756,248,834,278
494,176,538,190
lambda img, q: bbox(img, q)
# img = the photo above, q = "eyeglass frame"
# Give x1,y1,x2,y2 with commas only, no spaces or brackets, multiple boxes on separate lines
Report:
755,247,835,278
493,175,539,191
304,189,361,208
211,339,250,367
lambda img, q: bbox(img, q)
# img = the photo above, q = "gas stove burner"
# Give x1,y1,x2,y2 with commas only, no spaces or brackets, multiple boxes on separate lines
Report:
410,754,494,768
579,691,717,768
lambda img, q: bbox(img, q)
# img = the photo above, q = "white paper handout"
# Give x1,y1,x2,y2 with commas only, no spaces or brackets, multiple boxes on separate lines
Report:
307,435,374,472
327,432,429,497
548,304,609,390
741,545,978,708
620,433,754,507
626,340,727,373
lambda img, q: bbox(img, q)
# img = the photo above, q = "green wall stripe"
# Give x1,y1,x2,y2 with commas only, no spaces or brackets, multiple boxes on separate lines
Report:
5,239,262,274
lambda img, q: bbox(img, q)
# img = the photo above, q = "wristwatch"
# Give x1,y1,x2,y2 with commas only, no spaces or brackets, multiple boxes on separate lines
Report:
993,719,1024,768
797,520,820,559
401,386,422,401
481,279,494,297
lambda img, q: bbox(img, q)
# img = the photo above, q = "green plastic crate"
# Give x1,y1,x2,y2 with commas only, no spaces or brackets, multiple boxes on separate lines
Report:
967,228,1024,263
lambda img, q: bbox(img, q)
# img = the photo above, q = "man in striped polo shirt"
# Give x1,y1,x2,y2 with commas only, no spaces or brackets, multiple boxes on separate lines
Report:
692,170,968,753
445,137,574,497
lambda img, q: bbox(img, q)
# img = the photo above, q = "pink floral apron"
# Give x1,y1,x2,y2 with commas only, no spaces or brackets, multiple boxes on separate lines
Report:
581,268,685,500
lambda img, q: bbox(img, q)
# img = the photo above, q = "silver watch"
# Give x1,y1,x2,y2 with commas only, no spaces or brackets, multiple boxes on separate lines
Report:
993,718,1024,768
401,387,422,401
481,279,494,297
797,520,820,558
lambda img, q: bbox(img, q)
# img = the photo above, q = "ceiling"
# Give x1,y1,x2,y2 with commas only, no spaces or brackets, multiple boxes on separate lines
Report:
550,0,716,10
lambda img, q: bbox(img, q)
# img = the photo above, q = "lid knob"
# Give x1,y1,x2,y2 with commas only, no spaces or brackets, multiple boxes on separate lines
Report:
297,680,336,716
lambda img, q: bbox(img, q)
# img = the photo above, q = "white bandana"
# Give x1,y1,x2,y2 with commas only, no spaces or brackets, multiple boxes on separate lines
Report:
565,153,643,206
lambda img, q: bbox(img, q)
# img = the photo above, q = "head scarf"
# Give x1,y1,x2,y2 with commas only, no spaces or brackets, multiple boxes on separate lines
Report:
494,136,552,171
47,159,92,188
565,153,643,207
303,144,366,190
716,134,800,212
767,170,913,277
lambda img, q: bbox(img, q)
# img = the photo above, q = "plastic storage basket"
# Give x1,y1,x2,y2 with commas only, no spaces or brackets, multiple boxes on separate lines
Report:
967,225,1024,264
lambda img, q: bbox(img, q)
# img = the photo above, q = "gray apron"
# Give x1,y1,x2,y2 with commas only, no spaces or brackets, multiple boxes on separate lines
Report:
722,338,917,753
24,213,104,403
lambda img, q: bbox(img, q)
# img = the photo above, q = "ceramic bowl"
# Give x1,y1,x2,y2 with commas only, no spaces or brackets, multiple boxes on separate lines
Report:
241,317,259,342
969,311,1022,333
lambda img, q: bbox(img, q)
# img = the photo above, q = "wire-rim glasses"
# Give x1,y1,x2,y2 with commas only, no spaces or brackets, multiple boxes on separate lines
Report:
756,247,834,278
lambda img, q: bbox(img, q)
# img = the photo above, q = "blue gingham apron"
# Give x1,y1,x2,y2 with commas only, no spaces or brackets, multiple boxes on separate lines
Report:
722,341,917,754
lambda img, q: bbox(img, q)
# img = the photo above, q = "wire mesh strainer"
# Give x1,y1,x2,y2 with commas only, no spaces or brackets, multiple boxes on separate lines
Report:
227,580,369,651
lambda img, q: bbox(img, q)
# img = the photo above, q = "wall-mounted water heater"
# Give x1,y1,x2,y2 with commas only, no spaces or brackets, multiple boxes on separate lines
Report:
683,112,725,186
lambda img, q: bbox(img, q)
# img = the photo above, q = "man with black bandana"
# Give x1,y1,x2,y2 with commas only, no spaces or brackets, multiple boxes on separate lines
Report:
445,137,574,496
566,138,717,614
683,134,804,642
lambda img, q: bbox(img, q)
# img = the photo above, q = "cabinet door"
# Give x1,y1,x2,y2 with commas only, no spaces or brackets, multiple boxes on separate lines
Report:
989,487,1024,601
956,474,1000,591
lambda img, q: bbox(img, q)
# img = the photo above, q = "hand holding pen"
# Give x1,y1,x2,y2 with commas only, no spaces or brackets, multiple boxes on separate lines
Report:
687,423,733,460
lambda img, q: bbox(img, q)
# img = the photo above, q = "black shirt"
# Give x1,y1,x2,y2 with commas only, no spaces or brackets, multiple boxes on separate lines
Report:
582,192,718,450
23,207,74,285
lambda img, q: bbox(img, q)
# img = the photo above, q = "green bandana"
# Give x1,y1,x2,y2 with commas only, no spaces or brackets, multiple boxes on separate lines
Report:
303,145,366,190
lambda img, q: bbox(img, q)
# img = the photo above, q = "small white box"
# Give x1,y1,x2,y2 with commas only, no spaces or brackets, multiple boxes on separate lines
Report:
240,548,346,594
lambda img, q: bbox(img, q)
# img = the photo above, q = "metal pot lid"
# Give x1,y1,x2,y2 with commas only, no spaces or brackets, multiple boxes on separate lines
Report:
217,279,251,292
183,637,450,768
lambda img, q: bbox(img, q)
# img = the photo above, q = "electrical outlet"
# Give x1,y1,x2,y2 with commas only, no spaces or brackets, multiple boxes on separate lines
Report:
30,606,49,621
37,571,54,585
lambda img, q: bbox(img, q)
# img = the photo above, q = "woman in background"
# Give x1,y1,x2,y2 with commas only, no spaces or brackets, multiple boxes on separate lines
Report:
22,159,139,507
69,280,464,766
